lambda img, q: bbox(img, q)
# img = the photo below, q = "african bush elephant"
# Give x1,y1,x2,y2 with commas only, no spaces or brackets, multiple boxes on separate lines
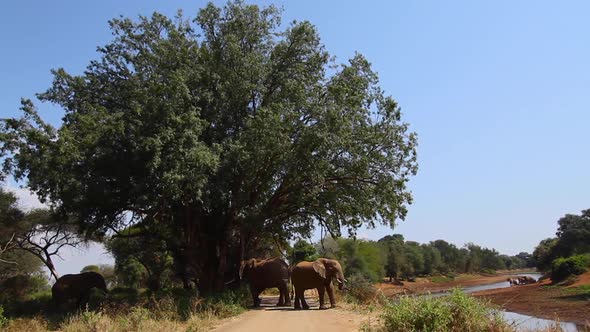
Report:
240,257,291,307
52,272,108,309
518,276,536,285
507,278,519,286
291,258,346,310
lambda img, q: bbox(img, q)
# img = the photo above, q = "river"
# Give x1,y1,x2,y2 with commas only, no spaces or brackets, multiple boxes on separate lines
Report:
421,273,583,331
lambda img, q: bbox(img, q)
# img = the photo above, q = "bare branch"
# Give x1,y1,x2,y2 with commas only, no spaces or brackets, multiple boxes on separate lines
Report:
0,233,17,264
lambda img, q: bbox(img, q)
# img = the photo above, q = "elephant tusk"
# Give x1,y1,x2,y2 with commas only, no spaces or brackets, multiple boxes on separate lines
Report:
224,278,237,285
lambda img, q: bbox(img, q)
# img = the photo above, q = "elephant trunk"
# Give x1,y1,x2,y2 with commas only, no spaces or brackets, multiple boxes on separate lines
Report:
336,270,346,290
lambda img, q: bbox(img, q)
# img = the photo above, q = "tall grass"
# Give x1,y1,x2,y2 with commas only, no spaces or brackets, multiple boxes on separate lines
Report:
1,287,249,332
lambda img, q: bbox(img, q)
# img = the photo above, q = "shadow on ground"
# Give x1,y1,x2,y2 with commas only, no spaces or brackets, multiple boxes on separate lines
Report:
249,295,322,311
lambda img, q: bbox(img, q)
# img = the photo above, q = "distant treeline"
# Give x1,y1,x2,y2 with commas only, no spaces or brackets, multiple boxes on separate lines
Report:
290,236,534,283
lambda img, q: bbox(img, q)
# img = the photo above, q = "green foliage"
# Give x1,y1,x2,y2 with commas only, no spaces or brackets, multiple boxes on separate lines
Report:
550,254,590,282
377,235,518,279
81,265,99,273
105,228,174,291
534,209,590,272
335,238,385,282
0,250,44,281
1,290,52,318
554,209,590,256
533,238,558,271
290,239,318,265
343,273,381,304
379,290,510,332
1,1,417,292
0,274,49,304
0,305,7,328
0,188,44,279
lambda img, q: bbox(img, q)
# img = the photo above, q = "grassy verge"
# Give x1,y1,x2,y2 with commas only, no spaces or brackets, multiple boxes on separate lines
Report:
1,287,249,332
355,289,512,332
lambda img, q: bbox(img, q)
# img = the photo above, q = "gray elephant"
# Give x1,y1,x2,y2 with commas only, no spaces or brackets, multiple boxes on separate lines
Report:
291,258,346,310
52,272,108,309
518,276,536,285
240,257,291,307
507,278,519,286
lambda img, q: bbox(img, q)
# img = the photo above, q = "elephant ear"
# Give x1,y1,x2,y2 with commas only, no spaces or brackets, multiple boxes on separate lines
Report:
312,261,327,279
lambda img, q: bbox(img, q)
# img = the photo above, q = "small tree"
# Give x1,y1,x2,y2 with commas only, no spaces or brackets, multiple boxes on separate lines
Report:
0,188,79,280
12,209,83,280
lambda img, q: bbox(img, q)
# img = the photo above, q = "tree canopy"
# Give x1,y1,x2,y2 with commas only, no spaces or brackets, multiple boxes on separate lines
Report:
0,1,417,292
533,209,590,271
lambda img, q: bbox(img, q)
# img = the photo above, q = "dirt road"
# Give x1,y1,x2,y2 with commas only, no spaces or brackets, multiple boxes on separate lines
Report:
212,296,365,332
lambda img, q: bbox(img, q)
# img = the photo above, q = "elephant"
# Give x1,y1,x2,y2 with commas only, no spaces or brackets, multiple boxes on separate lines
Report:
507,278,519,286
52,272,108,309
518,276,536,285
239,257,291,307
291,258,346,310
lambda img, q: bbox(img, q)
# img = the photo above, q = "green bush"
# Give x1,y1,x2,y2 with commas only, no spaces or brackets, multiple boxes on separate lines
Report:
379,289,510,332
1,290,52,317
344,274,381,304
550,254,590,282
0,274,49,303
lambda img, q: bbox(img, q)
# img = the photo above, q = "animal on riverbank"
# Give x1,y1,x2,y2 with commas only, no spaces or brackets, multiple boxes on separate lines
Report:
52,272,107,309
507,278,520,286
239,257,291,307
518,276,536,284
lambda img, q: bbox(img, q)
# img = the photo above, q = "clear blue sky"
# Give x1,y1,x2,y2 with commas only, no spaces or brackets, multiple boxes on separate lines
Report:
2,1,589,275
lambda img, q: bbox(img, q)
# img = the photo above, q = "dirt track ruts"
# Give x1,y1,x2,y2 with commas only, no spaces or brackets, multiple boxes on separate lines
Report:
211,296,364,332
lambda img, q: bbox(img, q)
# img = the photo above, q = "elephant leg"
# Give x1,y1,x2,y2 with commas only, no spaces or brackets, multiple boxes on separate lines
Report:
294,287,301,309
250,286,261,307
298,289,309,310
282,281,291,306
277,287,285,306
326,283,336,308
318,286,327,310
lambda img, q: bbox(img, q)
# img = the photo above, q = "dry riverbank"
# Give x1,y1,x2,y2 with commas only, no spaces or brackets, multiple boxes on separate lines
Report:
375,271,590,328
375,273,514,297
473,273,590,327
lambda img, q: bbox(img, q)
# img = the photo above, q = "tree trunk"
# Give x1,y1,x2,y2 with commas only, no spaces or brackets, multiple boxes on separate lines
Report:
43,253,60,281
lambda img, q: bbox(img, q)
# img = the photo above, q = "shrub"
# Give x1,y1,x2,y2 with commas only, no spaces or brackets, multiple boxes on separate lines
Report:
344,274,382,304
379,289,511,332
1,290,52,317
0,274,49,303
550,254,590,282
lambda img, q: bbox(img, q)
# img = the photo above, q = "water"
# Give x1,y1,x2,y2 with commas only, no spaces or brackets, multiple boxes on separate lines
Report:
419,273,584,331
502,311,581,332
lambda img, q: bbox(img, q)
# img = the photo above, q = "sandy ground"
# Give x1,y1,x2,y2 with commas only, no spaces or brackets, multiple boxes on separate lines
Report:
211,295,366,332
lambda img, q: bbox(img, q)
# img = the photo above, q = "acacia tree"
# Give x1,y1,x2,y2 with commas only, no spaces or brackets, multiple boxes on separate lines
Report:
12,209,83,280
1,1,417,292
0,188,80,280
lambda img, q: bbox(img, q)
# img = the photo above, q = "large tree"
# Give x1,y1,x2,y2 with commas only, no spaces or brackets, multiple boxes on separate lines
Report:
1,1,417,292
